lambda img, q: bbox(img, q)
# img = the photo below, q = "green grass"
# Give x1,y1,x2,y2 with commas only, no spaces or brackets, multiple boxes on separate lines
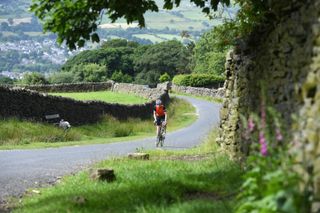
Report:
13,130,243,213
49,91,148,105
0,97,197,149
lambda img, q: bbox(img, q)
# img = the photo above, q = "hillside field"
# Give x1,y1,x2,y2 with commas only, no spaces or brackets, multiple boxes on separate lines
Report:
49,91,148,105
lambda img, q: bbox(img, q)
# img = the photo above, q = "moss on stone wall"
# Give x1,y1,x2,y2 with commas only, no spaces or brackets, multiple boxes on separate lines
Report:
218,0,319,160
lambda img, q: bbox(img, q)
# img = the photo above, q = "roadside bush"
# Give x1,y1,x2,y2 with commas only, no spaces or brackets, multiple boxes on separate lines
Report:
159,72,171,83
172,74,225,88
20,72,48,85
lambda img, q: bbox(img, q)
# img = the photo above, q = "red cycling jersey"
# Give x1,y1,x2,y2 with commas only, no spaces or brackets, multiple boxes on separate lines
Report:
154,105,166,117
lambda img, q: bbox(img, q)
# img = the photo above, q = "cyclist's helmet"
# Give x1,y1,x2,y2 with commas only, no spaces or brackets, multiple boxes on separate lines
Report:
156,99,162,105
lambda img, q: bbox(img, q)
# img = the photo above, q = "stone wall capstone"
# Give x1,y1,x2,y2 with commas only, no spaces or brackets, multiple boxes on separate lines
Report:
21,81,115,93
112,82,168,101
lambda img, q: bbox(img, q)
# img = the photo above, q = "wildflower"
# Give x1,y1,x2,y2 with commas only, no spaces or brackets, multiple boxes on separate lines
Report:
276,128,283,141
259,131,268,156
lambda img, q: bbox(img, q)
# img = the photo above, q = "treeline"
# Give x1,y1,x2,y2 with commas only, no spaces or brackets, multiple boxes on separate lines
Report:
2,25,231,87
49,39,192,86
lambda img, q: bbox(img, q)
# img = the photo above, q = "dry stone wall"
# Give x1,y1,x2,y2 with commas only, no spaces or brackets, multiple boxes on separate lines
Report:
21,81,114,92
171,84,224,98
0,83,169,125
218,0,319,159
112,83,168,100
217,0,320,204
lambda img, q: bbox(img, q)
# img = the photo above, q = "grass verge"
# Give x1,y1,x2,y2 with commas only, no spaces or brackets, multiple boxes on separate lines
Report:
49,91,148,105
12,130,243,213
0,97,197,149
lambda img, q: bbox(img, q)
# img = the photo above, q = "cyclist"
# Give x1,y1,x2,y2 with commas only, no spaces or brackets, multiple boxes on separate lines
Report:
153,99,167,145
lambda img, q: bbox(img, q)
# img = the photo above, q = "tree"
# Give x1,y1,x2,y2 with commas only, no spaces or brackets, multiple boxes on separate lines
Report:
82,63,107,82
69,63,108,82
49,72,75,84
180,30,190,39
191,24,234,76
62,46,136,77
30,0,231,49
134,40,191,84
111,70,133,83
21,72,48,85
101,39,139,49
135,70,160,87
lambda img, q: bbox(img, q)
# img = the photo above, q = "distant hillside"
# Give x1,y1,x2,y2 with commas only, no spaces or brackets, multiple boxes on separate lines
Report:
0,0,236,41
0,0,30,18
0,0,236,74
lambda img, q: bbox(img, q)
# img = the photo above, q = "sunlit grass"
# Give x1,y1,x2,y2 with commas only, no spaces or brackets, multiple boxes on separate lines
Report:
49,91,148,105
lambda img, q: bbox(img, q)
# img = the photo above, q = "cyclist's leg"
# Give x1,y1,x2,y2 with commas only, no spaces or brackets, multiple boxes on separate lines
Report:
160,118,166,147
155,117,162,147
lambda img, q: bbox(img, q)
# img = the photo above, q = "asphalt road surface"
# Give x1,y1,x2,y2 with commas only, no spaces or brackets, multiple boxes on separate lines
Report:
0,96,221,202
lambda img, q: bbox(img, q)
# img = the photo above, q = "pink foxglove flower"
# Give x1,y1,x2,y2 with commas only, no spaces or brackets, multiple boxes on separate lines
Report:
259,131,268,156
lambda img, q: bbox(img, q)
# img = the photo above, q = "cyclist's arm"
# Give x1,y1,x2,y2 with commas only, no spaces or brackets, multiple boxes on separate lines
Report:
163,106,167,122
165,112,167,121
153,110,157,121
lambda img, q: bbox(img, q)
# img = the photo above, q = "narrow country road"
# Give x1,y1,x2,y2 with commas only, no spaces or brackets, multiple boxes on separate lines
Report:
0,96,221,202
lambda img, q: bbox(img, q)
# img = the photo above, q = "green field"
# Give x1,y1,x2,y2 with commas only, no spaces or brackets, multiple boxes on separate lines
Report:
49,91,148,105
132,33,190,43
13,130,243,213
133,34,166,43
24,32,46,36
1,31,17,37
0,97,197,149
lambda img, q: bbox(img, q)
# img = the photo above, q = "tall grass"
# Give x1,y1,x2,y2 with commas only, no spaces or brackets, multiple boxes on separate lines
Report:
0,97,197,148
13,130,243,213
0,118,81,146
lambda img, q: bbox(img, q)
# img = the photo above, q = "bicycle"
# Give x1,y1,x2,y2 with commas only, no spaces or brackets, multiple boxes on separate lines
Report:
156,122,166,147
